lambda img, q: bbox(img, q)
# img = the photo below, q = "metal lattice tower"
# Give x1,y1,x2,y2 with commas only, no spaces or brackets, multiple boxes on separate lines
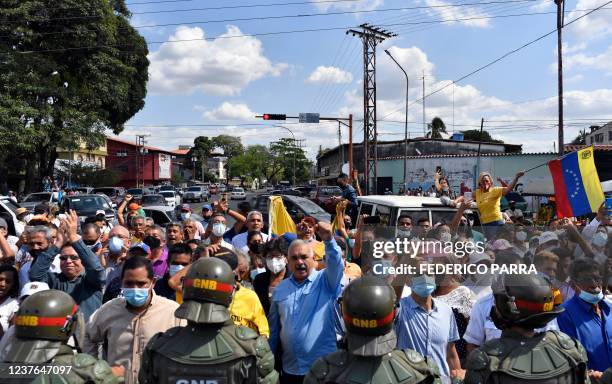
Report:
347,24,396,194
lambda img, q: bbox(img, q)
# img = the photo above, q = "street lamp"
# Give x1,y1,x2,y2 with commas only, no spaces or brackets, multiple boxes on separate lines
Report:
273,125,297,186
384,49,409,190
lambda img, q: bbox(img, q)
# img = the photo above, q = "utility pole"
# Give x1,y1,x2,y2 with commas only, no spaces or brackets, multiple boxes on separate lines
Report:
555,0,565,155
422,70,426,137
338,121,344,166
136,135,149,187
347,24,396,195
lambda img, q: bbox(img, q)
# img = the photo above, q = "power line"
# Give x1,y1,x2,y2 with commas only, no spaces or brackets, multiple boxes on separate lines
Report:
378,1,612,122
8,7,604,55
2,0,537,24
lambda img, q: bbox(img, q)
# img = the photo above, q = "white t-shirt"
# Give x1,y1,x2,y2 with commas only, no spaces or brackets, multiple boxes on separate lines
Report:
463,293,558,346
19,255,61,290
231,231,269,254
0,297,19,332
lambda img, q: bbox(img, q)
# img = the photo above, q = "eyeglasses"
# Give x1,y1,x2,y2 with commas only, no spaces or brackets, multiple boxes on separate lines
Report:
59,255,80,262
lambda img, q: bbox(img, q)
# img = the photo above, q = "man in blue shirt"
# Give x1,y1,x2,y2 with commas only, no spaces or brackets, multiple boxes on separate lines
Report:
558,259,612,376
395,264,463,384
268,221,344,384
334,173,358,224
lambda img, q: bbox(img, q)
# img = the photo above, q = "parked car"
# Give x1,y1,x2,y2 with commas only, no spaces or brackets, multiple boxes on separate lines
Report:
92,187,125,204
310,186,342,214
252,194,331,224
219,184,227,193
183,186,207,203
126,188,144,201
61,195,115,223
143,206,204,227
73,187,94,194
140,194,168,207
230,187,246,200
20,192,59,211
292,186,315,197
0,197,23,236
159,191,181,208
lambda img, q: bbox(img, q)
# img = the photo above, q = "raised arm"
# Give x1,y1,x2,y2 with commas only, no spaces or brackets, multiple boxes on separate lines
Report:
64,210,105,289
317,222,344,292
117,194,132,226
502,171,525,196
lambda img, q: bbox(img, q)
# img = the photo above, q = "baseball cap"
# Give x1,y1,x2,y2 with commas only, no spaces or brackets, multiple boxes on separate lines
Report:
201,204,212,211
488,239,513,251
469,251,492,264
128,203,141,211
539,231,559,246
0,218,7,229
19,282,50,300
129,242,151,254
213,247,238,270
180,204,191,212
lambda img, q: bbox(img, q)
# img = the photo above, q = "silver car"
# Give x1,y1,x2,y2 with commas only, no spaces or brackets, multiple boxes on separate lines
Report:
183,186,207,203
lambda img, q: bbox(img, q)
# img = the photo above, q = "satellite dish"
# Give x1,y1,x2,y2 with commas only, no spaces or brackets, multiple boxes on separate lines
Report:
341,163,350,175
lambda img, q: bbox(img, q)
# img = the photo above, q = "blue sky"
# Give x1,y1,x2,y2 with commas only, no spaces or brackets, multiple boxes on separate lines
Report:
118,0,612,158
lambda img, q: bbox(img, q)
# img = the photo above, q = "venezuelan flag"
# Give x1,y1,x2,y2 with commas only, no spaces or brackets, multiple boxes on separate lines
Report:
268,195,296,236
548,146,604,218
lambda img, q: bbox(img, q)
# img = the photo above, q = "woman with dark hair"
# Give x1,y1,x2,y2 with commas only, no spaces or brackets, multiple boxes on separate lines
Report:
0,265,19,336
247,231,266,281
253,238,288,315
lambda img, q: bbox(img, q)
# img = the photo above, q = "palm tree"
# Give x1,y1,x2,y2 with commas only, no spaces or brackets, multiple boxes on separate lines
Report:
426,117,447,139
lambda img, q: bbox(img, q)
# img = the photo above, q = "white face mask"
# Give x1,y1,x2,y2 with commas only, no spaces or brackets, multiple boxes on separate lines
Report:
169,264,184,277
266,258,286,274
516,231,527,242
593,232,608,248
180,212,191,221
396,228,411,238
212,222,226,237
250,267,266,280
348,239,356,248
439,232,452,243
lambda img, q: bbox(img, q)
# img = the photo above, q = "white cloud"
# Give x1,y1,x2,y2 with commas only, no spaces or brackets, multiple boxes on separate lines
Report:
148,25,288,96
563,45,612,74
423,0,491,28
203,102,257,121
306,66,354,84
567,0,612,41
530,0,554,12
311,0,384,12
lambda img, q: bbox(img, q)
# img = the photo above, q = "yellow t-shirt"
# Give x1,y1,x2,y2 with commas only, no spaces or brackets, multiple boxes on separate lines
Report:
229,285,270,337
312,240,326,261
474,187,504,224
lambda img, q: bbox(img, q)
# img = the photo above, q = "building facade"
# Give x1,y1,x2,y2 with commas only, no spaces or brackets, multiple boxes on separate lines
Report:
586,122,612,145
106,137,175,188
56,141,108,169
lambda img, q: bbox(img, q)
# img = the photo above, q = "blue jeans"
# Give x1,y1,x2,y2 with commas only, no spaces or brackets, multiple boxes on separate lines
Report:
482,220,505,240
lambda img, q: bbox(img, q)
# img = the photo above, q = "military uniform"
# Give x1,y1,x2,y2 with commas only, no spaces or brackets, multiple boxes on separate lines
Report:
305,275,440,384
465,273,589,384
139,257,279,384
4,290,117,384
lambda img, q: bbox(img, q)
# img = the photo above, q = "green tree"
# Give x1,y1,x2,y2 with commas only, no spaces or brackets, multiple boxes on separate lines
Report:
188,136,215,181
426,117,447,139
213,135,243,179
270,138,312,184
460,129,504,143
0,0,149,192
55,163,120,187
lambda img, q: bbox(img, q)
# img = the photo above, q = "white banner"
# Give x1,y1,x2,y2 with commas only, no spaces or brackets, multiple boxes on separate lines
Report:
158,154,171,179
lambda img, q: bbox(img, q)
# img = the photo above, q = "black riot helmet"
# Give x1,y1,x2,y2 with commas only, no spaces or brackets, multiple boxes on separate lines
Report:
491,272,564,330
342,275,397,336
175,257,236,324
6,290,78,363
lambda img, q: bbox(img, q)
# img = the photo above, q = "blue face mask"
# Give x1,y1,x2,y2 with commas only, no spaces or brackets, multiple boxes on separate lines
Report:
371,260,393,277
108,236,124,254
168,264,184,277
412,275,436,298
122,287,150,307
579,290,604,305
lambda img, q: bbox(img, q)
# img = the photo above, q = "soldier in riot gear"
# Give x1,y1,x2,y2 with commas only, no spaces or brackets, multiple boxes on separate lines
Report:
4,289,118,383
465,273,589,384
139,257,279,384
305,275,440,384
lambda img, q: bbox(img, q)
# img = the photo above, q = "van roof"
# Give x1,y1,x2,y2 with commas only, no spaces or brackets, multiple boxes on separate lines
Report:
357,195,446,208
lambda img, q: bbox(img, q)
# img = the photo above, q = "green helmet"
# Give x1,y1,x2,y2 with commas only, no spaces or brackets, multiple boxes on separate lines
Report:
6,290,78,363
342,275,397,336
175,257,236,324
491,273,564,330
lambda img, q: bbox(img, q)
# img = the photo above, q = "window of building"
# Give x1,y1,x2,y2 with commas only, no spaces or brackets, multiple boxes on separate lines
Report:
596,133,604,143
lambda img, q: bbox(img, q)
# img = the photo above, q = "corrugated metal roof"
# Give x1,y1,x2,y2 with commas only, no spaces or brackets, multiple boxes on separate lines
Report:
378,152,557,160
106,136,176,154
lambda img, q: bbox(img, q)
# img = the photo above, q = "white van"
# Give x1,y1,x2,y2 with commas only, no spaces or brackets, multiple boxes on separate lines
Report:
357,195,482,229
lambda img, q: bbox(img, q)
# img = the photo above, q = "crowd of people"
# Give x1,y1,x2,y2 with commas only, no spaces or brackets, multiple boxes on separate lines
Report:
0,170,609,384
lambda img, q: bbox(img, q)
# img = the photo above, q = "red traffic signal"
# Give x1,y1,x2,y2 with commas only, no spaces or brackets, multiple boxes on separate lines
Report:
262,114,286,120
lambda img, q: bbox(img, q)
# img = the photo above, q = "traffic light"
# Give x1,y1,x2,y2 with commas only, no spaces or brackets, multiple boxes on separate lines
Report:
262,114,286,120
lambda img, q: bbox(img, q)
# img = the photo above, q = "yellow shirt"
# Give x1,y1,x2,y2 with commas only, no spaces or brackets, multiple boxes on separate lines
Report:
474,187,504,224
311,240,326,261
229,285,270,337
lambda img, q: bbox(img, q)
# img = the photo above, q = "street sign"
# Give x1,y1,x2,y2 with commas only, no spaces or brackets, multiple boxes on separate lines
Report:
299,113,320,123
